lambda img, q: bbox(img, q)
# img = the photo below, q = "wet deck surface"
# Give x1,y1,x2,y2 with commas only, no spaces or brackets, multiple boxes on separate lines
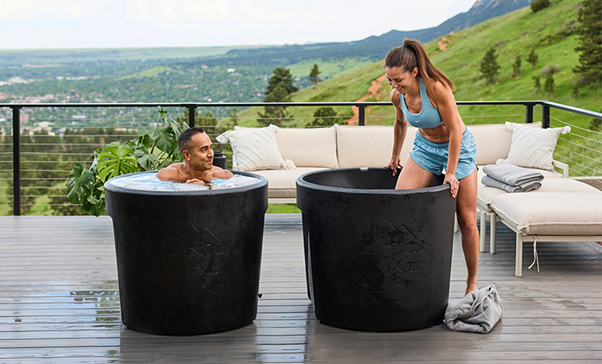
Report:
1,214,601,363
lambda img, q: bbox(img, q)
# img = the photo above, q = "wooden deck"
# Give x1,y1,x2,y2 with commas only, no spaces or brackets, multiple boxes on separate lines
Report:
0,214,601,363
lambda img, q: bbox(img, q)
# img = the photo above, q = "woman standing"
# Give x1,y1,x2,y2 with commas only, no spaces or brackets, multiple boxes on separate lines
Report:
384,39,479,295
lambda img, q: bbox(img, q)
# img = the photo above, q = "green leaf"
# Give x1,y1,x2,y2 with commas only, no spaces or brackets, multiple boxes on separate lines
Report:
97,141,139,182
66,163,96,204
151,126,177,155
134,146,160,171
137,134,151,149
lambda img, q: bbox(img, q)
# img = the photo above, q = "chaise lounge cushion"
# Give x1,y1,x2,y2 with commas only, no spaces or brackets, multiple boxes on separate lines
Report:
275,127,338,169
490,192,602,236
252,167,329,198
335,125,418,168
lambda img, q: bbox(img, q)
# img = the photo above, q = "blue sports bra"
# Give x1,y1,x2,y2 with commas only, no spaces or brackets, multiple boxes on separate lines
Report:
400,78,444,129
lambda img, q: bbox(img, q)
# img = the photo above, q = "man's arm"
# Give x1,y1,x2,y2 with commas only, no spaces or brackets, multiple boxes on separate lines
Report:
156,165,182,182
212,167,234,179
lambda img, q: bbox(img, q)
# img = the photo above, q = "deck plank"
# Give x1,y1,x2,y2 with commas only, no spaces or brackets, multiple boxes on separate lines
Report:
1,214,601,363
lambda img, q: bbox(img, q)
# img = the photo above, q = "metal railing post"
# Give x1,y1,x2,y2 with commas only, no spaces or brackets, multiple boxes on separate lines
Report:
542,103,550,128
358,105,365,126
187,105,196,128
12,106,20,216
525,104,534,124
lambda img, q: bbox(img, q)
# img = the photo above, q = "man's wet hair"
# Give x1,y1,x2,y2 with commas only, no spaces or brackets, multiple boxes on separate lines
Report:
178,127,206,153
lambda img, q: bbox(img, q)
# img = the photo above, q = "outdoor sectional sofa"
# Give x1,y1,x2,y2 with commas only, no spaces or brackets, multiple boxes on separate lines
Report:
217,123,602,277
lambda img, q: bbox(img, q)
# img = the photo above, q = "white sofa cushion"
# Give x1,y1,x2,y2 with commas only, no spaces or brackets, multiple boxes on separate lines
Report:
497,122,570,171
251,167,329,198
216,125,294,172
467,122,542,166
275,127,338,169
491,192,602,236
335,125,418,168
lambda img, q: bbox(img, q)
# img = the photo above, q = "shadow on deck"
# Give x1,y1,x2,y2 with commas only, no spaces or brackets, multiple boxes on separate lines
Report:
0,214,601,363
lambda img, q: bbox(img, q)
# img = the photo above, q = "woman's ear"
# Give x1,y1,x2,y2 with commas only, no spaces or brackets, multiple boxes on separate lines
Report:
412,67,419,78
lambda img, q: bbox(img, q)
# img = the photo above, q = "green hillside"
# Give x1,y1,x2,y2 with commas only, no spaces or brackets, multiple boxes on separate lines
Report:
237,0,599,129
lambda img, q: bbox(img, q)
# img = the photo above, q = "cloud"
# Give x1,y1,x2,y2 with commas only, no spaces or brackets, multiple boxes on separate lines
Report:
0,0,478,48
125,0,231,22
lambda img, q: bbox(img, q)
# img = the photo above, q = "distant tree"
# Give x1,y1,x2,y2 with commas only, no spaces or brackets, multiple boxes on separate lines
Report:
571,84,580,99
258,82,293,126
227,107,239,127
573,0,602,83
309,64,322,86
533,76,541,91
310,107,344,127
544,72,554,95
531,0,550,13
480,47,501,84
179,109,218,137
266,68,298,96
198,110,218,132
214,108,239,142
590,107,602,131
526,48,538,69
512,55,522,77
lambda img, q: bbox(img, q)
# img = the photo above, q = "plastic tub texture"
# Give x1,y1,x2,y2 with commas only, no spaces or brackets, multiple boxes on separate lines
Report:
105,171,268,335
296,168,455,332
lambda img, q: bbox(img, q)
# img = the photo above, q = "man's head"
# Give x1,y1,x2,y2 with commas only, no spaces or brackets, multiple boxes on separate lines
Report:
178,127,214,171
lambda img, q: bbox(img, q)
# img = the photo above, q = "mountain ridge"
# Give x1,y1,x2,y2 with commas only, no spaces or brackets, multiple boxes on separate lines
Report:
205,0,532,66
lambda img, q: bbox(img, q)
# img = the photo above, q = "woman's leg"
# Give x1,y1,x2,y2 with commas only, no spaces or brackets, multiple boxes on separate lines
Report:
456,168,480,295
395,157,436,190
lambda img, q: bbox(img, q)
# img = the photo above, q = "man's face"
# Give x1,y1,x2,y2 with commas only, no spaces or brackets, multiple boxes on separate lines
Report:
183,132,214,171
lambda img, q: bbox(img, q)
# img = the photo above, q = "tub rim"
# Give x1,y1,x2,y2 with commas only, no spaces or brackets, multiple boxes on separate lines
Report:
296,167,451,196
104,170,268,196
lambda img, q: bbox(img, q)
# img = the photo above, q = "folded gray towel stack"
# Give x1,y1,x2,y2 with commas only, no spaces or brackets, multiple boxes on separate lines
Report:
482,164,544,192
444,285,503,334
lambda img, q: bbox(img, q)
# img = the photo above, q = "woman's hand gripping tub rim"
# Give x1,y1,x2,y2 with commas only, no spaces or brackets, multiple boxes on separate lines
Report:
443,173,459,198
385,156,403,176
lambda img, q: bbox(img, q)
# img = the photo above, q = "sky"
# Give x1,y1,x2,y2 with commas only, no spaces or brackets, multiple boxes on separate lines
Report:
0,0,478,50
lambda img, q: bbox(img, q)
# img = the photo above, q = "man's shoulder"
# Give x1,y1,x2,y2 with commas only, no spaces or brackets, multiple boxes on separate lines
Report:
211,166,234,179
157,163,185,181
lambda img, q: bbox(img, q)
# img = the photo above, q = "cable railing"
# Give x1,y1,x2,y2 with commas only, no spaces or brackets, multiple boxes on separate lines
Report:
0,100,600,216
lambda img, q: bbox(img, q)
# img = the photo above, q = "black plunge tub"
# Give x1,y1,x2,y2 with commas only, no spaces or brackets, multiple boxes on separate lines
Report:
296,168,456,332
105,171,268,335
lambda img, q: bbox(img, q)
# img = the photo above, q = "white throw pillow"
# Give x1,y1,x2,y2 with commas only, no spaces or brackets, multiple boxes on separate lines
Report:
496,122,570,171
216,125,295,172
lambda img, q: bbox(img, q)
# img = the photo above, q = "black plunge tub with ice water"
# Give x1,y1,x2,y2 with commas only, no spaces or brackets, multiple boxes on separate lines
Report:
105,171,267,335
296,168,456,332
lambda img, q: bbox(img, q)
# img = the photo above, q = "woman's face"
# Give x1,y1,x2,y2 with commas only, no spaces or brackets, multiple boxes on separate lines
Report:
385,67,417,94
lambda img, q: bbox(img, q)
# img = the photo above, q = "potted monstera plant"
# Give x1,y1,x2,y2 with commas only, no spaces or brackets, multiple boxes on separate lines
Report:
67,107,188,216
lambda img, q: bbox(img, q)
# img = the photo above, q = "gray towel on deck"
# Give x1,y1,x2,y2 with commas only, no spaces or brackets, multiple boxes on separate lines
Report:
444,285,503,334
481,175,542,193
483,164,544,189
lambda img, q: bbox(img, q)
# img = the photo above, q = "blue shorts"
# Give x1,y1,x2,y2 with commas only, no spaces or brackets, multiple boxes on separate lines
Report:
409,129,477,180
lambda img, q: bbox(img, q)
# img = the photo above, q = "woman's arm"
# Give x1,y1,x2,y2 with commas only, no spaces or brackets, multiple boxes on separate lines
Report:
428,82,464,197
386,89,409,176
